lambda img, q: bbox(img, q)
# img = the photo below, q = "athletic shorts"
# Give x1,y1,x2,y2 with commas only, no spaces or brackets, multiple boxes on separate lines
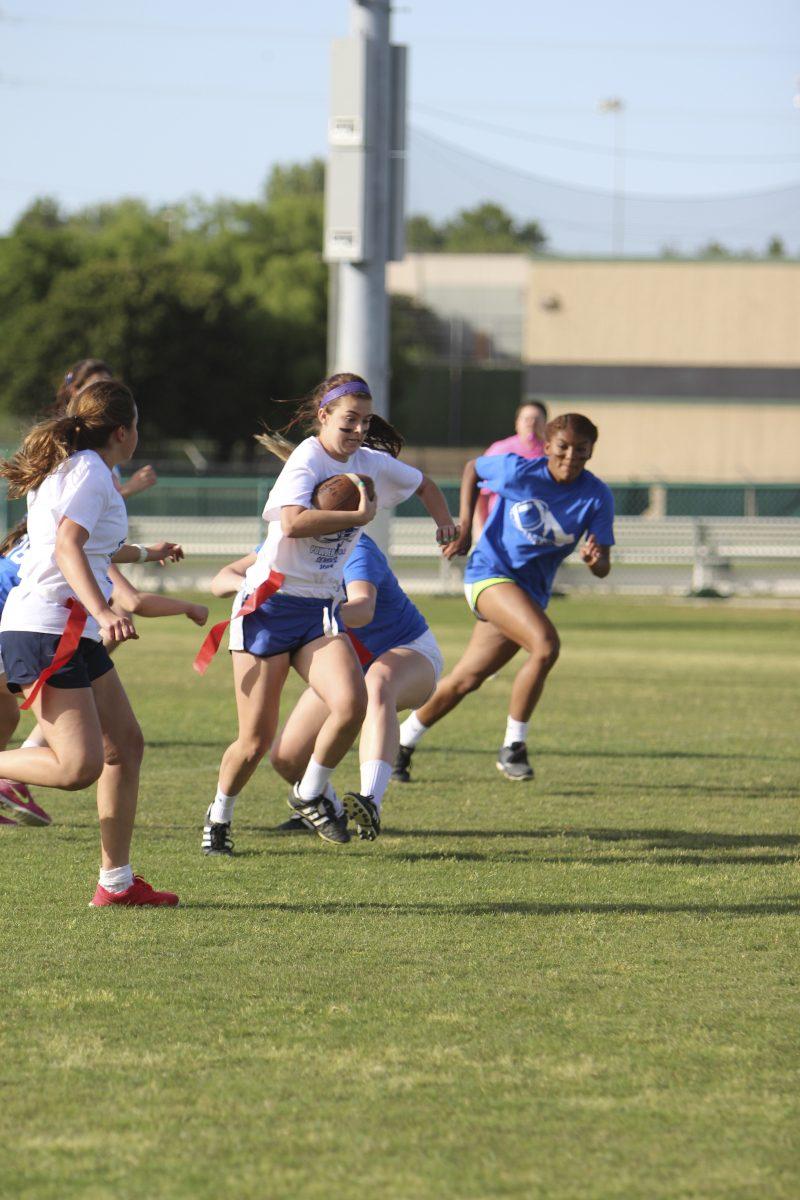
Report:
229,593,340,660
0,632,114,693
464,574,548,620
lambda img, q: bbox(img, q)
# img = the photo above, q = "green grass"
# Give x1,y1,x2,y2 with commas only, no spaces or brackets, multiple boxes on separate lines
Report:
1,597,798,1199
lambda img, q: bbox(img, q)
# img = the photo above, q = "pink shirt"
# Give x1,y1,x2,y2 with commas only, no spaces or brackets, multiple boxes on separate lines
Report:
480,432,546,507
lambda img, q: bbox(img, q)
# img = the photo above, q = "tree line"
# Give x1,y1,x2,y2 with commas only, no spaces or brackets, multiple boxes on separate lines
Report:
0,158,792,459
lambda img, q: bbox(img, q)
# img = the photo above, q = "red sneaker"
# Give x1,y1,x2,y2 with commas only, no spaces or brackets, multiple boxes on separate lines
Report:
0,779,51,826
89,875,180,908
0,812,17,825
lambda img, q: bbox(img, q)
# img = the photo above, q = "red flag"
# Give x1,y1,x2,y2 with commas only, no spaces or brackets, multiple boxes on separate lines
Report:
193,570,285,675
20,598,88,711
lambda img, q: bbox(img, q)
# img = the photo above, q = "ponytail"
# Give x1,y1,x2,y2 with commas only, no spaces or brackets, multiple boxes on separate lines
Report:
0,415,80,497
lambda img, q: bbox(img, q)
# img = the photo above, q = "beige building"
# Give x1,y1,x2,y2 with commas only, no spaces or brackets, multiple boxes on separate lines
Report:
387,255,800,483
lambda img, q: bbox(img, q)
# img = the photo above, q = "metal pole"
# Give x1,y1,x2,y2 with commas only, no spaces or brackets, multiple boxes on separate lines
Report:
330,1,392,422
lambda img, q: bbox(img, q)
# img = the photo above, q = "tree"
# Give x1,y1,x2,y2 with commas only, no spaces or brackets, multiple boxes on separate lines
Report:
405,215,445,252
405,203,546,253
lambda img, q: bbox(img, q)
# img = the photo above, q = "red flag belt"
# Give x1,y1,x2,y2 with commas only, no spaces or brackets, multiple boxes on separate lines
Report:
193,570,285,675
20,598,88,711
346,628,374,669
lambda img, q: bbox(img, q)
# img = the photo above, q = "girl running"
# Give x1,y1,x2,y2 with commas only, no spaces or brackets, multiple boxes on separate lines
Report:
208,533,443,846
199,372,457,852
0,380,181,906
394,413,614,783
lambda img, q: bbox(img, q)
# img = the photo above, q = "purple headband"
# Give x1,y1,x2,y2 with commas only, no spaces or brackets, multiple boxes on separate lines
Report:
319,380,371,409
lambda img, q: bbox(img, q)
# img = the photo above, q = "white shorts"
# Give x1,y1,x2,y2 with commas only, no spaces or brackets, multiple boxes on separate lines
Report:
392,627,444,684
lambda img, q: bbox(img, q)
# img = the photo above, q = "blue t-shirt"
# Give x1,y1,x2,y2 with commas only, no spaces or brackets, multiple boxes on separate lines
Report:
0,535,29,611
465,455,615,608
343,534,427,660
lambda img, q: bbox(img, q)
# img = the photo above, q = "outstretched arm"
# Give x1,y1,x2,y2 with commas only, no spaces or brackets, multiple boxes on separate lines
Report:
415,475,458,551
210,553,258,598
442,459,479,560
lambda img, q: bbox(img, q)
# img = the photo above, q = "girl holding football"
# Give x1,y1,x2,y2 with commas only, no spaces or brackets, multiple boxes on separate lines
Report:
394,414,614,783
200,372,456,852
208,533,443,845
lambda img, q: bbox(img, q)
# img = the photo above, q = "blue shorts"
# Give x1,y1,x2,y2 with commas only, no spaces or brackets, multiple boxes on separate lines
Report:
234,594,339,660
0,632,114,693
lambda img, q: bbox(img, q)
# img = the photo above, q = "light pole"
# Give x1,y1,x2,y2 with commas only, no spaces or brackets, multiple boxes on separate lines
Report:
598,97,625,256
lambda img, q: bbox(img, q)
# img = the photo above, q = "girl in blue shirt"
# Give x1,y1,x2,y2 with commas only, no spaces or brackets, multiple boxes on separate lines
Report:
396,413,614,783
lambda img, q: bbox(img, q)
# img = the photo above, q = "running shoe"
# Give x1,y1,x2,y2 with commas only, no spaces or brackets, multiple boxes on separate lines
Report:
89,875,179,907
202,805,234,856
392,744,414,783
289,785,350,845
0,779,51,826
342,792,381,841
0,812,17,825
496,742,534,781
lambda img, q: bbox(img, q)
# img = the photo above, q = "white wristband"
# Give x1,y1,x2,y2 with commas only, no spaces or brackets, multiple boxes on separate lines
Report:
131,544,148,563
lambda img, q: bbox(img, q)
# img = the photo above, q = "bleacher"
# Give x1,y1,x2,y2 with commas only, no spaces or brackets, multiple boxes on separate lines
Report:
123,514,800,597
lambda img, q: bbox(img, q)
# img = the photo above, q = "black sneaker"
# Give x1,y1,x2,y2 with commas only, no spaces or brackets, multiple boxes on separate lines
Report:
342,792,381,841
289,785,350,845
202,805,234,855
496,742,534,781
392,744,414,783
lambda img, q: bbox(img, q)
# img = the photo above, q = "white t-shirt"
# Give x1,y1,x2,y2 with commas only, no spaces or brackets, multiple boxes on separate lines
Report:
0,450,128,640
243,437,423,601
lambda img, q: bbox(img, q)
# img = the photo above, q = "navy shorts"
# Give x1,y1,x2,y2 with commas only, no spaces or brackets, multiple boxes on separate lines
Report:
233,594,339,660
0,632,115,693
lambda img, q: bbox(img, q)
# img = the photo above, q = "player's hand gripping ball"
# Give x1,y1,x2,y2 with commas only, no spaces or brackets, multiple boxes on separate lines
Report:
311,473,375,512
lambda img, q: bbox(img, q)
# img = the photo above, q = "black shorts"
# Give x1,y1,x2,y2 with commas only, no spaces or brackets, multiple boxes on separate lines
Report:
0,632,115,693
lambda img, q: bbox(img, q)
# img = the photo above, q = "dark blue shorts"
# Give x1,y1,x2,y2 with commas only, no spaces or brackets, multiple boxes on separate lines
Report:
0,632,115,693
235,594,340,660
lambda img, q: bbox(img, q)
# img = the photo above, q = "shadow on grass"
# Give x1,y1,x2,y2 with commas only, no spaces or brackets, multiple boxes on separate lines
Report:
382,850,800,867
417,746,800,763
382,827,800,849
187,897,800,917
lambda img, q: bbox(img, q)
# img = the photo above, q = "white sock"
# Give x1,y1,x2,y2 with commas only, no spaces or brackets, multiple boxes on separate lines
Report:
99,864,134,893
359,760,393,810
399,712,429,749
21,729,47,750
210,789,237,824
298,758,333,802
504,717,529,747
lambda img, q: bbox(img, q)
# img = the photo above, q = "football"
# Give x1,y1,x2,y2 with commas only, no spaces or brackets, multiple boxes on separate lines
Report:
311,473,375,512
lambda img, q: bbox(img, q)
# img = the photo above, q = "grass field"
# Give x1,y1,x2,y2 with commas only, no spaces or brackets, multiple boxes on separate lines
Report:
1,596,798,1199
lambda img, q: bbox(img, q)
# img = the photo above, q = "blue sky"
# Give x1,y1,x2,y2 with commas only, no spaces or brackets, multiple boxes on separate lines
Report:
2,1,799,252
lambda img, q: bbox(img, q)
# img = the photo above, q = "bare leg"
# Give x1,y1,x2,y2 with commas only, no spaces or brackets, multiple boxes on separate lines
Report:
0,685,103,789
217,651,290,796
0,682,19,750
415,618,519,729
91,669,145,870
475,584,560,721
270,688,329,784
292,636,367,768
360,650,436,766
